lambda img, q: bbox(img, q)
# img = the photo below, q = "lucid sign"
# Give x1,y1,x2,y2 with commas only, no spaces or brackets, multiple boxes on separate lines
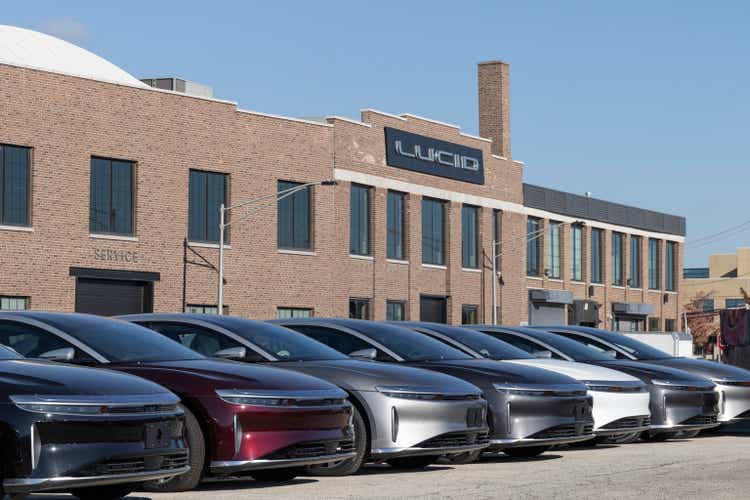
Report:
384,127,484,184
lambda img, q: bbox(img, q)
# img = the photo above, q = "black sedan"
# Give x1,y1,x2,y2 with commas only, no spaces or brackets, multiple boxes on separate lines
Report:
274,318,595,459
0,345,188,500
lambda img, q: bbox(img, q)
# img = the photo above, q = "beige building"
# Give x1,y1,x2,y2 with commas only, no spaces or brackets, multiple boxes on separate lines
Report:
683,248,750,311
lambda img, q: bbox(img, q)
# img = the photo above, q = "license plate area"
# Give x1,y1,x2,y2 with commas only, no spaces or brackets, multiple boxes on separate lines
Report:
144,422,172,449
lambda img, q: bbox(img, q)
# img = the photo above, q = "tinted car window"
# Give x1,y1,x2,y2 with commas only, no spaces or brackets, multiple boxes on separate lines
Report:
553,331,630,360
143,322,264,360
555,330,672,360
486,329,613,362
0,321,95,362
0,343,22,359
482,330,567,360
417,326,534,360
205,318,348,361
287,325,393,361
335,321,473,362
35,315,203,363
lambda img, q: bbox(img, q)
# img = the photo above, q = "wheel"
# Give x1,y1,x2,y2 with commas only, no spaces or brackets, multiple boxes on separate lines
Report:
249,467,303,482
503,446,550,458
386,455,438,469
447,449,482,464
604,432,643,444
677,430,701,439
70,484,134,500
142,404,204,492
307,405,368,476
641,431,677,442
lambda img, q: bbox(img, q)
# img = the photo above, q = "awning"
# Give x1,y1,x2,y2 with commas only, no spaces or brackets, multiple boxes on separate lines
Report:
612,302,654,316
529,289,574,305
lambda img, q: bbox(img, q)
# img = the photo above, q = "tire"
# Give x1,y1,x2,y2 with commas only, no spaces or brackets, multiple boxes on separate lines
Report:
605,432,643,444
143,404,205,492
249,467,303,483
386,455,438,470
447,449,482,465
70,485,134,500
503,446,550,458
307,405,368,476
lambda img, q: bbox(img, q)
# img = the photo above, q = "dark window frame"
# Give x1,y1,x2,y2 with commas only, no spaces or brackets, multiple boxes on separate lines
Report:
422,197,447,266
611,232,625,286
387,190,407,260
386,300,406,321
590,227,603,283
277,180,313,251
547,220,562,278
526,217,542,277
570,223,583,281
349,298,372,320
188,169,229,244
277,307,314,319
89,156,136,236
350,184,372,256
665,241,677,291
0,144,32,227
630,235,642,288
461,204,480,269
0,296,29,311
461,304,479,325
648,238,661,290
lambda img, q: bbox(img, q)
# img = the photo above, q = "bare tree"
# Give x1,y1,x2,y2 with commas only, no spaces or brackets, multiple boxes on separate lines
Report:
684,291,720,348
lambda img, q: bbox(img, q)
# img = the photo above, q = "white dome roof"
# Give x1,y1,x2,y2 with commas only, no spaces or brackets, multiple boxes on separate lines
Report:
0,25,149,88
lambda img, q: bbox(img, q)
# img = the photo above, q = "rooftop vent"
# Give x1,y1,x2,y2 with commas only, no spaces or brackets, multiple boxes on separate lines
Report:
140,77,213,98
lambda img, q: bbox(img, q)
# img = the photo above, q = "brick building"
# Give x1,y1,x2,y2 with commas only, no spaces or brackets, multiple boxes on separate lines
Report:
0,26,685,329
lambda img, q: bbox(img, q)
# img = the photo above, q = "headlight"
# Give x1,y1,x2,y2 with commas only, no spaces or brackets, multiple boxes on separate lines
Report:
10,395,179,416
14,402,106,415
493,383,587,397
375,386,480,401
651,380,714,391
583,381,647,393
216,389,347,407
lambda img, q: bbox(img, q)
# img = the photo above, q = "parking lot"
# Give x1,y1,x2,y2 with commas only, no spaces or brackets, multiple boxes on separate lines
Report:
22,427,750,500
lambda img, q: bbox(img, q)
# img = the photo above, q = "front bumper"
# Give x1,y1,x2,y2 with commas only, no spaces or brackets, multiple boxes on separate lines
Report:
362,391,490,459
650,387,720,433
486,391,594,450
4,466,190,494
715,383,750,422
589,389,652,435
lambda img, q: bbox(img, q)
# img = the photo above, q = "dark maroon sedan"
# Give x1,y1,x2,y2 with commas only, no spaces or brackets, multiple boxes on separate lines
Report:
0,312,355,492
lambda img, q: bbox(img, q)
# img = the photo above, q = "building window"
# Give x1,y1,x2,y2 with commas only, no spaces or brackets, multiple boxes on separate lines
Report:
462,305,479,325
350,184,371,256
611,232,624,286
648,238,661,289
493,210,502,270
387,191,406,260
726,298,745,308
648,317,661,331
89,157,135,235
664,319,676,332
0,296,28,310
277,181,312,250
547,220,562,278
422,198,446,266
630,235,642,288
277,307,313,319
698,299,714,312
462,205,479,269
590,228,603,283
386,301,406,321
665,241,677,291
185,304,228,315
684,267,709,279
349,298,371,319
188,169,228,243
570,224,583,281
526,217,542,276
0,145,31,227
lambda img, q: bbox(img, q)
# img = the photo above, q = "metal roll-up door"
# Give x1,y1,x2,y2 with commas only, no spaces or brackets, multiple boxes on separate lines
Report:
75,278,153,316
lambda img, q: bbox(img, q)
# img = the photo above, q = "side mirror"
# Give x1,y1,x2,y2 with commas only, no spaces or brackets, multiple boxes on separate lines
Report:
214,346,247,360
533,350,553,359
604,349,617,358
38,347,75,362
349,348,377,360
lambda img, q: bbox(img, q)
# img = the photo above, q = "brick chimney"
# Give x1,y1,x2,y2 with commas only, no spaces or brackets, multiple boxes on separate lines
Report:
478,61,511,158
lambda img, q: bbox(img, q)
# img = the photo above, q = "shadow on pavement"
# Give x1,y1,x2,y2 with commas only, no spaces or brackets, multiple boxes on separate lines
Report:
355,464,454,476
477,453,563,463
177,477,318,492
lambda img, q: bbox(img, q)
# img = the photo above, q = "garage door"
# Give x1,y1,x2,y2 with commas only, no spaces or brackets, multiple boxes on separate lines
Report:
75,278,153,316
420,296,447,323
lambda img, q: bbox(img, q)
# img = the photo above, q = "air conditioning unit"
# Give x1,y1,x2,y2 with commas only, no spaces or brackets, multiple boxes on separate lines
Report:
569,300,600,325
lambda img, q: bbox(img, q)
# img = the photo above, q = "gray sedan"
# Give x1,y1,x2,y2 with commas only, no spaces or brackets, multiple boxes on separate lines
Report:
121,314,490,474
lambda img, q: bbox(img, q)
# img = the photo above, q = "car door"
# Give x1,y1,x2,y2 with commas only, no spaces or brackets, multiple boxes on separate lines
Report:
0,320,97,363
140,322,266,361
285,324,395,361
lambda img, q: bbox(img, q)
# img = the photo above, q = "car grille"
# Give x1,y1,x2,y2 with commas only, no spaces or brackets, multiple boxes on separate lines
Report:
37,420,183,445
530,424,581,439
76,451,189,477
417,431,490,448
106,404,179,415
262,440,355,460
680,415,718,426
601,416,651,430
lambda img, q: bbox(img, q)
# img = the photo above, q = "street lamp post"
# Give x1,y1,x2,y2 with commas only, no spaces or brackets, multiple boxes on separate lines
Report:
216,179,337,315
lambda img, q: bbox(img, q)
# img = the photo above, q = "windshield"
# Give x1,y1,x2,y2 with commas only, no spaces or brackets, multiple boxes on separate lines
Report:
0,344,21,360
482,328,614,362
338,321,473,361
414,324,534,360
206,316,348,361
40,315,204,363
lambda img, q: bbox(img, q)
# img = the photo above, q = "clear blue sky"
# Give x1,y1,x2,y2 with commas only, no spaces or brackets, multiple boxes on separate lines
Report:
6,1,749,266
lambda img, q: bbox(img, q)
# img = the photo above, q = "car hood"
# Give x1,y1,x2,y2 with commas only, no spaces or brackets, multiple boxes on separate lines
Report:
406,358,582,390
0,359,170,400
506,358,641,383
643,357,750,383
269,358,482,394
111,358,344,397
595,359,714,384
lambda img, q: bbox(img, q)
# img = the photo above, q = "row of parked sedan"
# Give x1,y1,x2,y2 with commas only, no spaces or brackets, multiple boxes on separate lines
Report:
1,312,749,499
